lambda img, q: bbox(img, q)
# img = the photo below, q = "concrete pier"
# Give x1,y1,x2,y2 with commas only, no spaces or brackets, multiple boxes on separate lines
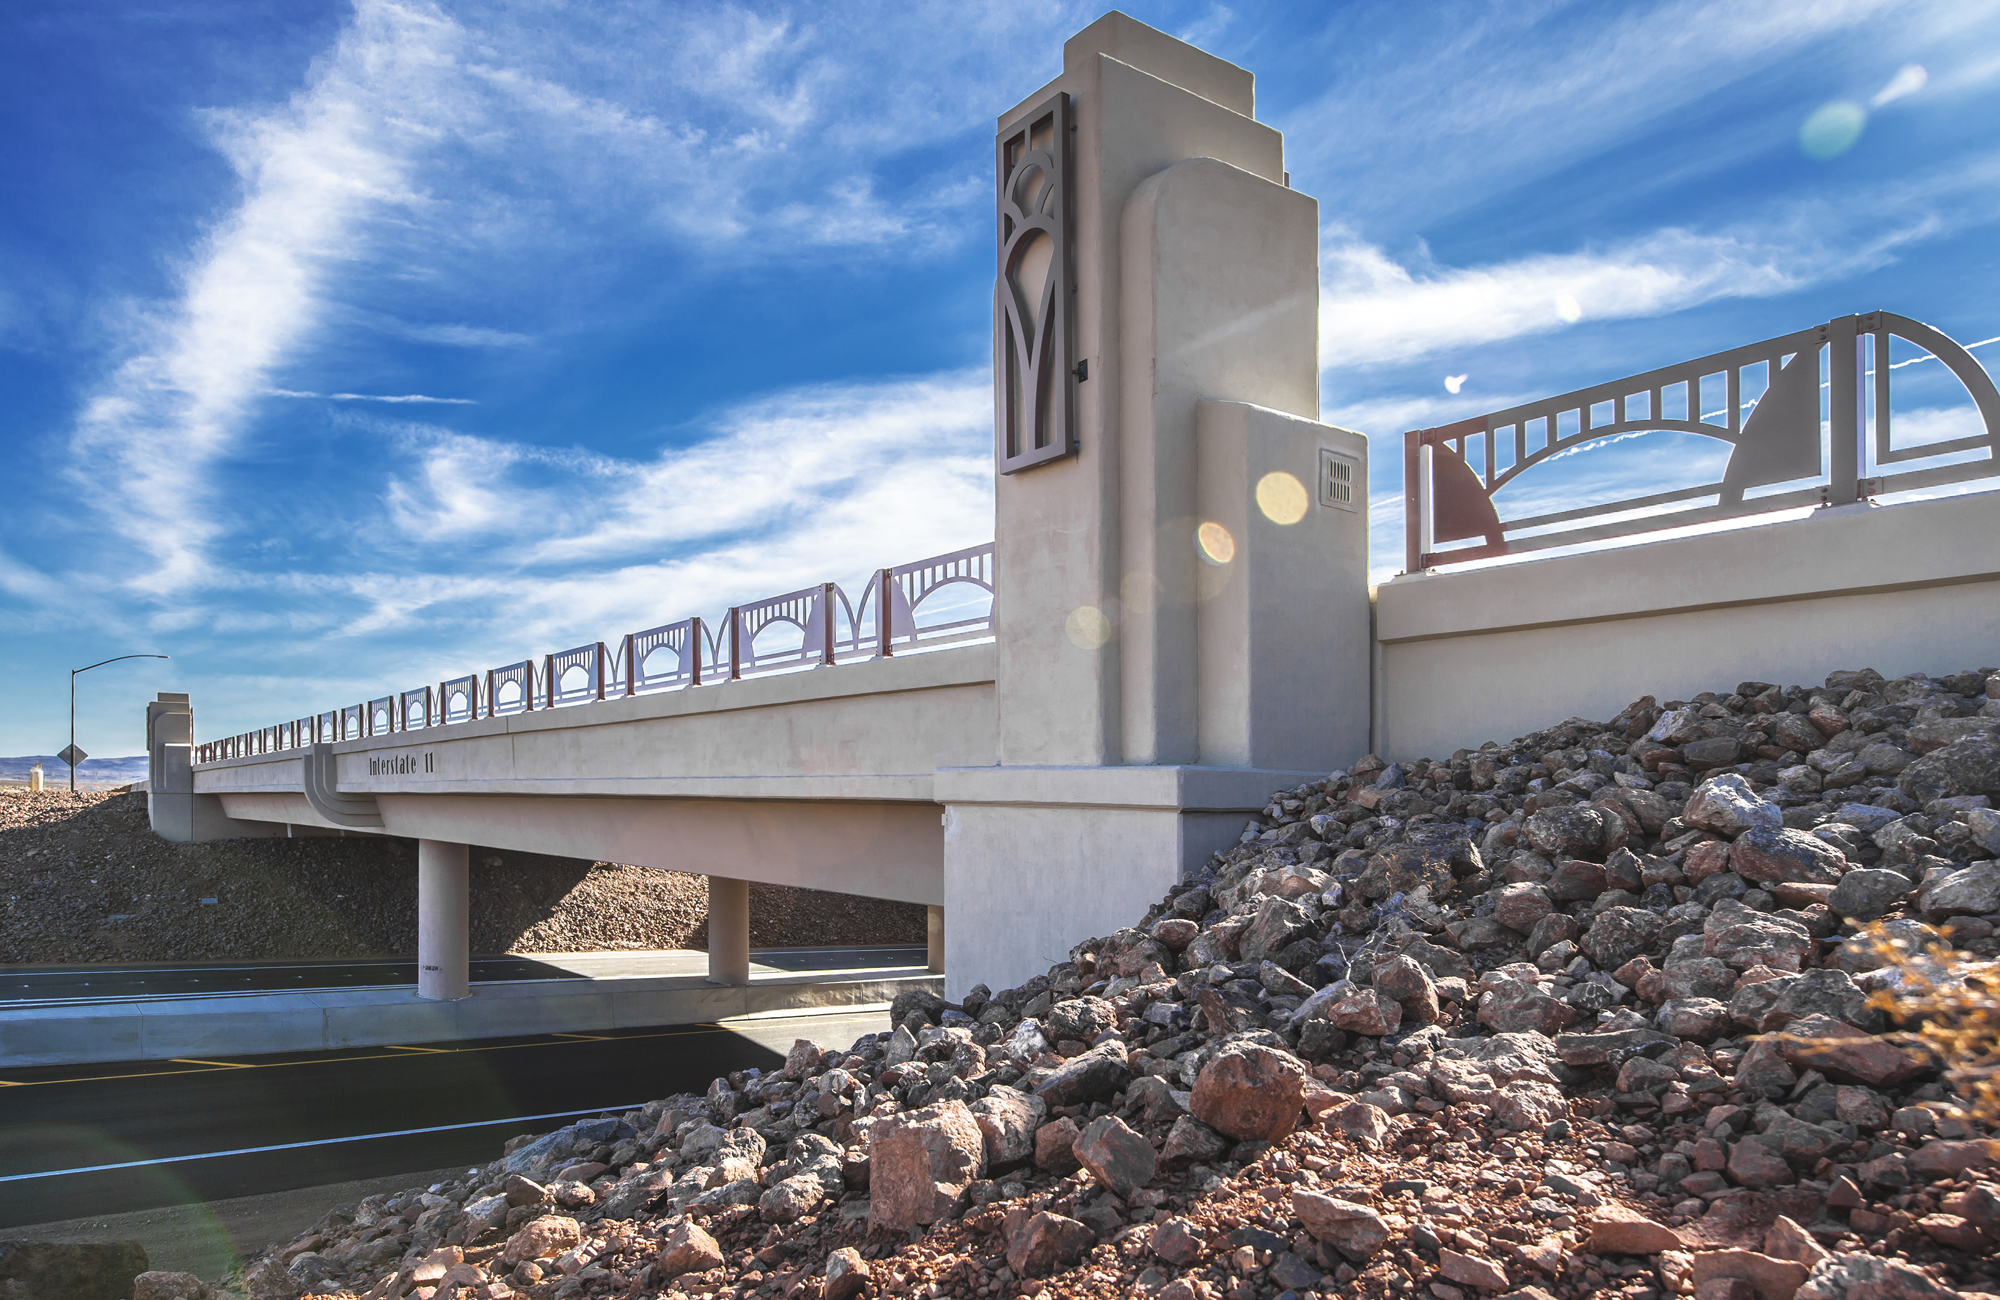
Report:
707,876,750,986
416,840,470,1000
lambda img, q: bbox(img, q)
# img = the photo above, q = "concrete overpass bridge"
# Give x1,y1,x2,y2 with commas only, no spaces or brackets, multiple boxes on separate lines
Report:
147,16,1376,1004
142,13,2000,1012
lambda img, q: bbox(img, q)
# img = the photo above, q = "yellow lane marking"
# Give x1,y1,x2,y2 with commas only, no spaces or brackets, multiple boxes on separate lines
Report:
549,1033,612,1041
383,1044,451,1053
0,1025,727,1090
168,1058,256,1068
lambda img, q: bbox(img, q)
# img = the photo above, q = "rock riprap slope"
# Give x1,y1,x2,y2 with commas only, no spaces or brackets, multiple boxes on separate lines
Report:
202,667,2000,1300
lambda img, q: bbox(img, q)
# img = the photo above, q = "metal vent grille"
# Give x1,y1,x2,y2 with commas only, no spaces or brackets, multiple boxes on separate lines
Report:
1320,448,1359,510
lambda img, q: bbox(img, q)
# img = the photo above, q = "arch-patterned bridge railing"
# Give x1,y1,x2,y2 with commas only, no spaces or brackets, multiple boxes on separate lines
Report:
192,542,996,764
1403,310,2000,572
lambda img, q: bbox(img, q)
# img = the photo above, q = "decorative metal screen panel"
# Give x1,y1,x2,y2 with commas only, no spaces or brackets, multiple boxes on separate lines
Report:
401,687,433,729
486,661,536,717
367,696,395,735
626,619,702,692
1403,310,2000,571
340,705,361,740
546,643,607,707
995,92,1075,474
440,675,479,724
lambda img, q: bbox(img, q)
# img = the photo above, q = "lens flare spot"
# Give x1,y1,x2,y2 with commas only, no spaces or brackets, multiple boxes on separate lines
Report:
1065,605,1113,649
1254,471,1309,525
1195,520,1236,565
1801,100,1866,160
1554,293,1583,324
1871,64,1926,108
1444,373,1468,394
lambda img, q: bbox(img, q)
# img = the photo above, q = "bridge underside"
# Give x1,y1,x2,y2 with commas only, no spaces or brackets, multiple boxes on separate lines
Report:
211,790,944,905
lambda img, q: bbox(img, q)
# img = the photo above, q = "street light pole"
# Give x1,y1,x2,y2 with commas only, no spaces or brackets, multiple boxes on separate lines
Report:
69,654,169,793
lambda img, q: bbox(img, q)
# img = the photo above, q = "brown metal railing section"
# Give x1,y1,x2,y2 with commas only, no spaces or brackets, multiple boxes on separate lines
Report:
192,542,995,765
1403,310,2000,573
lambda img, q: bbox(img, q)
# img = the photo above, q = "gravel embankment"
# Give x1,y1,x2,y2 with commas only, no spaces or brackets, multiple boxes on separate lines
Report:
0,791,923,964
204,663,2000,1300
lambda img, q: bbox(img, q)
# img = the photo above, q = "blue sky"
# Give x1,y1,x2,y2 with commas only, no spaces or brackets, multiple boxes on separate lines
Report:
4,0,1998,759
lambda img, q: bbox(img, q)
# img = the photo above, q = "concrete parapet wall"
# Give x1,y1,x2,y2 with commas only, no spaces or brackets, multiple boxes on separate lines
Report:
1375,489,2000,761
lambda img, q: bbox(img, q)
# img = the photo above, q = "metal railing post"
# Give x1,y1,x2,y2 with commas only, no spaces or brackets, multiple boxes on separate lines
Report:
1403,431,1423,574
543,655,555,709
622,634,636,697
689,617,705,686
1827,314,1861,506
1416,441,1435,567
877,568,895,656
820,582,838,666
594,642,608,701
727,607,743,680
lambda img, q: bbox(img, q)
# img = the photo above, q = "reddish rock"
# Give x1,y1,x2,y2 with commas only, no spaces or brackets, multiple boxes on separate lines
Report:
867,1099,986,1232
1493,882,1555,933
1151,1216,1204,1267
1586,1205,1685,1255
970,1085,1045,1165
1907,1139,1997,1179
1684,840,1732,883
1072,1114,1156,1198
1189,1043,1306,1142
656,1221,724,1277
1293,1191,1390,1260
1695,1280,1758,1300
1439,1248,1510,1290
1916,1213,1985,1251
1322,984,1404,1036
1727,1140,1795,1189
1478,980,1573,1036
1688,1250,1808,1300
501,1216,580,1264
1762,1215,1830,1270
1159,1114,1230,1166
1033,1115,1082,1173
1773,1015,1928,1088
1005,1210,1095,1277
1323,1099,1392,1145
823,1247,870,1300
1794,1253,1958,1300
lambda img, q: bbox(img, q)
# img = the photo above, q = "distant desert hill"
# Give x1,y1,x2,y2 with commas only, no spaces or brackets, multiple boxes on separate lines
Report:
0,754,148,785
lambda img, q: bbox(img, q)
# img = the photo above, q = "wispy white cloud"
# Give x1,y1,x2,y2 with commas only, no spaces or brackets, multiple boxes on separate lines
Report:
1318,217,1928,370
269,388,477,404
66,0,461,592
395,322,533,347
1280,0,1952,227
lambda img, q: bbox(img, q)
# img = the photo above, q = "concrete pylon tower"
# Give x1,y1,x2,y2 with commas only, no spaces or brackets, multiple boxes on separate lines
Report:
938,13,1371,996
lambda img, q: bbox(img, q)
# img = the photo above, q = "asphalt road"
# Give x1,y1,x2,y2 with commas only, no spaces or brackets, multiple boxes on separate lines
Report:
0,1008,889,1228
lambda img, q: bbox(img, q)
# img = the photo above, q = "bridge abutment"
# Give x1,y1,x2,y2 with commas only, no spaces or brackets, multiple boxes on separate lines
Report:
417,839,470,1000
946,16,1370,996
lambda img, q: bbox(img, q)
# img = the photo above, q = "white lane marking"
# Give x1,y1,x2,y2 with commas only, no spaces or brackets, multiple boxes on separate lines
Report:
0,1103,648,1183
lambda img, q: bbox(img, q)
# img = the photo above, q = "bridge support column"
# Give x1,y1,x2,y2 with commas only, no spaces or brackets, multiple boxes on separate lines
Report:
708,876,750,986
417,839,470,1001
926,906,944,974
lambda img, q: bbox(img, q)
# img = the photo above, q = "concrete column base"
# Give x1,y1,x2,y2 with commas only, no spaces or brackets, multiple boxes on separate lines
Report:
927,905,945,974
417,839,470,1001
935,764,1321,999
708,876,750,986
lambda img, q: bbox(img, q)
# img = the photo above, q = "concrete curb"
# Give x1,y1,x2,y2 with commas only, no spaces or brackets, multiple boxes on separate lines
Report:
0,967,936,1068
